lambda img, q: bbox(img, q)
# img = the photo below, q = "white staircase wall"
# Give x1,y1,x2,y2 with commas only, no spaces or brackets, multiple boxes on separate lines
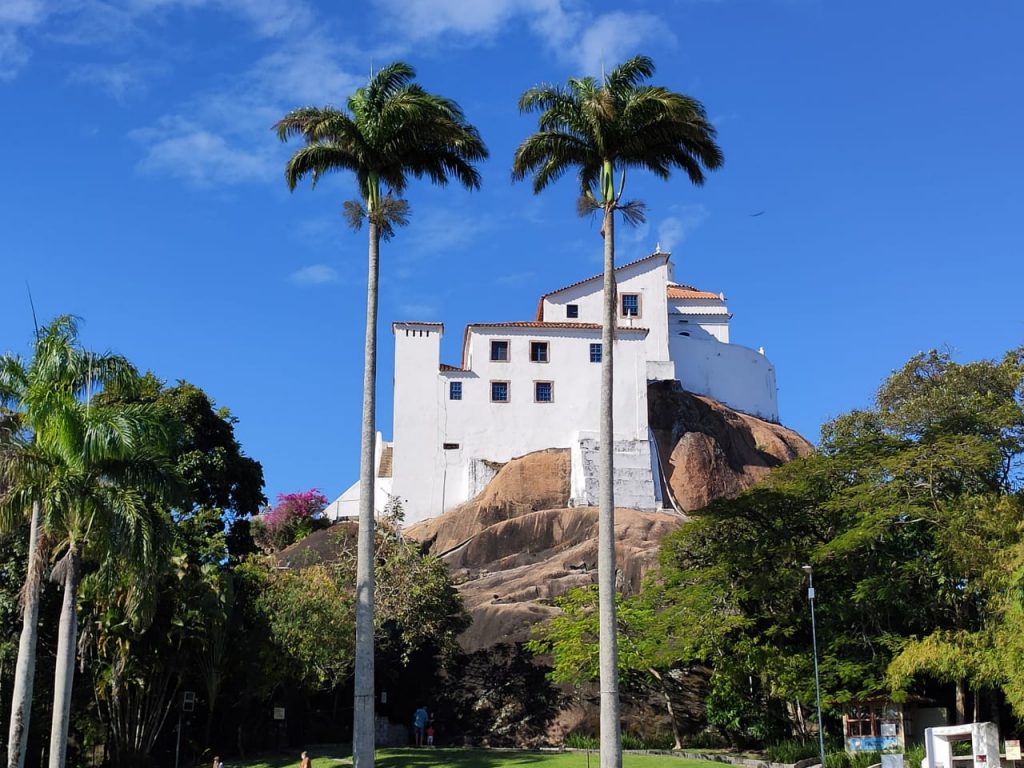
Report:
570,432,660,511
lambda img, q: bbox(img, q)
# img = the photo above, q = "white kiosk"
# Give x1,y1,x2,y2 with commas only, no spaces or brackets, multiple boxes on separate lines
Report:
925,723,1001,768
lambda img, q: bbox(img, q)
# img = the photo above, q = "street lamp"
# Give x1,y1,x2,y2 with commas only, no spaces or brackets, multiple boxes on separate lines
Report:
802,564,826,768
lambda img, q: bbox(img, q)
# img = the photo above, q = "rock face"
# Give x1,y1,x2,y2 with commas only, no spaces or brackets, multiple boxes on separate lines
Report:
648,381,814,512
406,387,814,651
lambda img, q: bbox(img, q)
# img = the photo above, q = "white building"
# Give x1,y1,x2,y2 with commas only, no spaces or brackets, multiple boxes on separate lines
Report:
326,250,778,525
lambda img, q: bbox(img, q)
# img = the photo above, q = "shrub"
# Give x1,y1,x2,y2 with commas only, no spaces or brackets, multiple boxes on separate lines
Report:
565,732,599,749
826,750,881,768
251,488,329,552
768,738,820,763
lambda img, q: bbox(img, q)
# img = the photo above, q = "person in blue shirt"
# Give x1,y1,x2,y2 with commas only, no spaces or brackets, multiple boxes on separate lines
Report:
413,706,429,746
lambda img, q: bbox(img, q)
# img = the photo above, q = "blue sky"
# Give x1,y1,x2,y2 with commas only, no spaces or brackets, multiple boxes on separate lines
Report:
2,1,1022,505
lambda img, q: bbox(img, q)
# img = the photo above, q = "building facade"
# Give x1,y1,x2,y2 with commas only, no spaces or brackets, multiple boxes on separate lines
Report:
325,250,778,525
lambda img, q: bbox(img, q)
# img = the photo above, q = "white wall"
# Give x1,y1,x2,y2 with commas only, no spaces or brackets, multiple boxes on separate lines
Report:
391,324,651,523
668,334,779,421
323,433,392,520
447,326,650,456
668,300,731,343
541,255,672,364
389,323,445,522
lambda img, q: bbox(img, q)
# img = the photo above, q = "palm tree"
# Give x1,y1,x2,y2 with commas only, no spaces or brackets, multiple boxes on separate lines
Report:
0,316,179,768
0,400,40,768
274,62,487,768
512,55,722,768
1,317,135,768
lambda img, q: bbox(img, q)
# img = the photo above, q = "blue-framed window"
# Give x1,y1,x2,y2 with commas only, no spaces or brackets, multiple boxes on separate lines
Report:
621,293,640,317
590,343,602,363
490,340,509,361
530,341,549,362
449,381,462,400
566,304,579,318
535,381,553,403
490,381,509,402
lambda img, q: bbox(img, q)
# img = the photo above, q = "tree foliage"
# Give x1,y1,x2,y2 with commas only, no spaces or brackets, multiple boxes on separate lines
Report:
535,347,1024,742
251,489,329,553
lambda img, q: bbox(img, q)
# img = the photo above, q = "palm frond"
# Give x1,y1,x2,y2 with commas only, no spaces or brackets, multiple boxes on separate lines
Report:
514,54,723,211
374,195,410,242
277,61,488,214
343,199,366,232
576,194,601,219
616,200,647,227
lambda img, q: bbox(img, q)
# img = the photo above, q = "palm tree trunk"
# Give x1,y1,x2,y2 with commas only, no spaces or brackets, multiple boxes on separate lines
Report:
7,500,43,768
353,217,381,768
49,546,82,768
598,204,622,768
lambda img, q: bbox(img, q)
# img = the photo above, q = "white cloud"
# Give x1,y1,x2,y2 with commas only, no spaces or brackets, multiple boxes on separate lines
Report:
373,0,568,42
0,29,30,79
246,35,363,105
370,0,669,74
132,116,273,186
0,0,45,79
0,0,46,25
403,207,493,256
571,12,670,75
67,62,157,101
289,264,340,286
130,28,364,187
121,0,311,37
657,204,710,253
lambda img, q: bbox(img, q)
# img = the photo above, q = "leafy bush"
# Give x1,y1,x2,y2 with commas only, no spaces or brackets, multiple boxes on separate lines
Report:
251,488,329,552
768,738,820,763
905,743,925,768
565,732,599,749
826,750,881,768
621,732,677,750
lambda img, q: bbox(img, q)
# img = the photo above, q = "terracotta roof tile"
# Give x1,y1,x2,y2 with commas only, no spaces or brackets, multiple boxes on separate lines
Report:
470,321,647,331
439,363,466,372
667,284,722,301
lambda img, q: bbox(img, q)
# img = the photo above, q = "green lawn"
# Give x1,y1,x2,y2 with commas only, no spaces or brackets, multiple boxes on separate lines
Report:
236,747,715,768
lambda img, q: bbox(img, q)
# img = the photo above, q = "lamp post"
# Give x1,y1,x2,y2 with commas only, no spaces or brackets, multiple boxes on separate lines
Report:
802,564,826,768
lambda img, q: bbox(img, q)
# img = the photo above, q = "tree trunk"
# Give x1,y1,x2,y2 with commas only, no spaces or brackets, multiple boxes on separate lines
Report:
353,217,381,768
49,546,82,768
955,680,967,724
598,204,622,768
7,500,43,768
648,669,682,750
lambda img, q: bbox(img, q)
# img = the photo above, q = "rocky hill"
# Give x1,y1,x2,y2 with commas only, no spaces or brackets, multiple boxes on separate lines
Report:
406,385,813,651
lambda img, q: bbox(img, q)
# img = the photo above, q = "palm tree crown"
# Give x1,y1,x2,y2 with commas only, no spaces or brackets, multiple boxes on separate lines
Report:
512,55,723,207
275,61,488,227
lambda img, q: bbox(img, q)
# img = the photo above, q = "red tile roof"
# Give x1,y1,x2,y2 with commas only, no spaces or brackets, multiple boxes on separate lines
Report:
535,250,670,320
470,321,648,331
439,363,466,372
667,285,722,300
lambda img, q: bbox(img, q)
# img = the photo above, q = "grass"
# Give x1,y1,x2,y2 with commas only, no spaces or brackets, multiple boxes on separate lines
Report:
236,747,717,768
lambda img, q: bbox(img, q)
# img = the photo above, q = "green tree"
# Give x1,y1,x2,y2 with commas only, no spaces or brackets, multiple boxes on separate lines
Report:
258,564,356,690
275,61,486,767
529,585,694,749
513,55,723,767
0,316,147,768
90,374,266,755
646,346,1024,741
0,318,182,768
